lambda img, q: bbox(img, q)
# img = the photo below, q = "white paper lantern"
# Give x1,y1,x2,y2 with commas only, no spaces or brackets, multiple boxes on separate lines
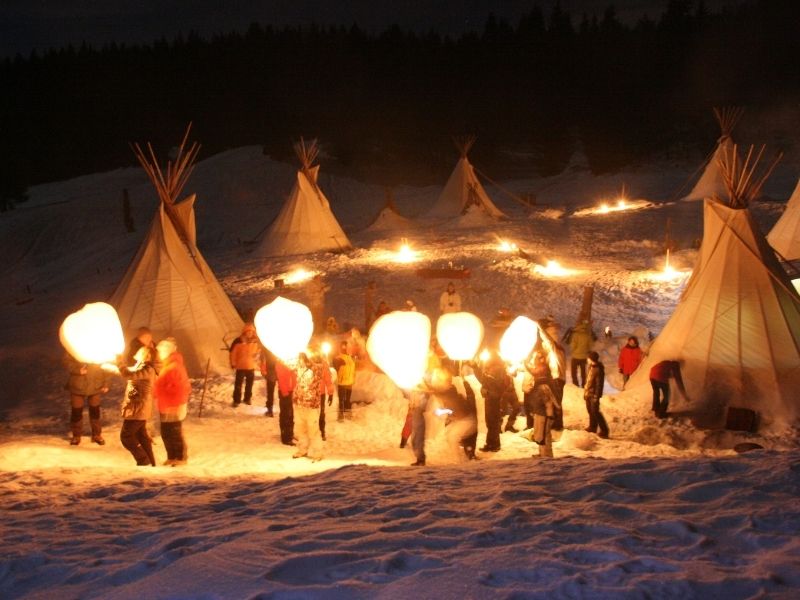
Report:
367,311,430,389
436,312,484,361
499,316,539,363
254,296,313,362
59,302,125,364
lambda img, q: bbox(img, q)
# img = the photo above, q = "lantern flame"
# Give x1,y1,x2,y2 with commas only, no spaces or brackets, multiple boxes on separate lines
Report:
284,268,316,285
436,312,484,361
499,316,539,364
321,341,331,356
533,260,578,277
59,302,126,364
254,297,313,362
396,238,417,263
367,311,431,389
479,348,491,363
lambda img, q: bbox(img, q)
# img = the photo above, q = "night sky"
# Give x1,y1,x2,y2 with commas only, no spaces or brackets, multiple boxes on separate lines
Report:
1,0,740,59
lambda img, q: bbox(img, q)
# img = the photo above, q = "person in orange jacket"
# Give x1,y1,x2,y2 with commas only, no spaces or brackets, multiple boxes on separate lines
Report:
154,337,191,465
230,323,260,407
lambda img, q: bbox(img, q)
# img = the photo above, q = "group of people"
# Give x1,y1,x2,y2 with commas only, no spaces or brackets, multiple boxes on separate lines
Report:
228,322,360,462
64,326,190,466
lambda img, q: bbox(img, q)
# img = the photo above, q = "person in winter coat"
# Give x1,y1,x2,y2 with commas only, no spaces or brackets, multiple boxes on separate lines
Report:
63,352,110,445
649,360,687,418
439,281,462,314
275,358,296,445
476,352,511,452
584,351,609,438
154,338,191,465
259,346,278,417
230,323,260,407
433,364,479,461
332,340,356,421
118,342,160,466
569,320,594,387
524,349,561,457
314,351,335,441
291,353,325,461
406,385,430,466
540,325,566,432
618,336,643,387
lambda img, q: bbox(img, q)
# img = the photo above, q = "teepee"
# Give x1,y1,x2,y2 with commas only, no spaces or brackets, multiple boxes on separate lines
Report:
682,107,744,201
767,177,800,261
366,188,415,232
111,126,243,375
427,136,506,220
256,139,351,257
629,144,800,428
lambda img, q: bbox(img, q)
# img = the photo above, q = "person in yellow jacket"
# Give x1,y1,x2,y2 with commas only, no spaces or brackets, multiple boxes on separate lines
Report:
332,340,356,421
230,323,260,407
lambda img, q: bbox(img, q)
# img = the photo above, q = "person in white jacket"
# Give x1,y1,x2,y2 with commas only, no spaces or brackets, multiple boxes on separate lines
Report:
439,282,461,314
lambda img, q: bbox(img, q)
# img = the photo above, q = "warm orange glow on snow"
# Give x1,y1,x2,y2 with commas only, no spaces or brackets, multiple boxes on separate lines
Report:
254,297,313,361
284,268,316,285
533,260,579,277
650,250,688,282
367,311,430,389
436,312,484,361
499,316,539,364
497,239,518,252
59,302,125,364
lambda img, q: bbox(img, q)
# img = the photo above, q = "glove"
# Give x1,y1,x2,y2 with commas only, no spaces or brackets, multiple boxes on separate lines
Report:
327,395,333,406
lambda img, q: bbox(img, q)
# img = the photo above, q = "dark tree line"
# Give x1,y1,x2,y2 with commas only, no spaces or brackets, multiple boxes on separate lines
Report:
1,0,798,209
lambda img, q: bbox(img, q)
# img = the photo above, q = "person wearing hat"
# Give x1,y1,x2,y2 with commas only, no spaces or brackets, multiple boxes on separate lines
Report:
584,351,609,438
230,323,260,407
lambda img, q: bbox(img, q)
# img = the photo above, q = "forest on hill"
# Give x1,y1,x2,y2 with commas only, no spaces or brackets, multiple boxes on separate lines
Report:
1,0,798,207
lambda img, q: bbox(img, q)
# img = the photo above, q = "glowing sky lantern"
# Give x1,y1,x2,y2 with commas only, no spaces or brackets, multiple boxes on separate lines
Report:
59,302,125,364
436,312,484,361
499,316,539,363
367,311,430,389
254,296,313,362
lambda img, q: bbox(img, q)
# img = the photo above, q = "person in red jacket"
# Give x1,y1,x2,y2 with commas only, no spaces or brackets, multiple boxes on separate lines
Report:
618,336,643,387
649,360,687,418
154,338,191,465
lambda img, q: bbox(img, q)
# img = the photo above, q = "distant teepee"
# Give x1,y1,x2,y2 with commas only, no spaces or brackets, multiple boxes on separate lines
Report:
629,143,800,429
682,107,744,202
111,125,243,375
366,188,416,232
427,136,506,220
255,138,351,257
767,177,800,261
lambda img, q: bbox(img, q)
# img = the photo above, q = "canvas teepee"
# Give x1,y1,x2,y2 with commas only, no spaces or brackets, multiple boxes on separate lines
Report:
682,107,744,201
427,136,506,220
256,138,351,257
767,177,800,261
366,188,415,232
110,126,243,375
629,144,800,428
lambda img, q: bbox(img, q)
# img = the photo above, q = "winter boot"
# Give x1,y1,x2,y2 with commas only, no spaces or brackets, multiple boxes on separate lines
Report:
70,408,83,445
89,406,104,445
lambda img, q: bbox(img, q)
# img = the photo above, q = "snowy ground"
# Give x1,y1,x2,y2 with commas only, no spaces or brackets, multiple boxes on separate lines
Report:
1,147,799,598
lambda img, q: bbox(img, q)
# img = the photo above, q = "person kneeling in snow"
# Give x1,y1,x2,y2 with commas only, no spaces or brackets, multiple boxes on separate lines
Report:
154,337,191,466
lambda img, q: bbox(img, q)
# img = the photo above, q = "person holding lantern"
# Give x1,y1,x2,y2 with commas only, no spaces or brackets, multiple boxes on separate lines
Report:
291,352,325,461
524,348,561,457
118,333,160,466
62,353,110,445
477,352,511,452
154,337,191,465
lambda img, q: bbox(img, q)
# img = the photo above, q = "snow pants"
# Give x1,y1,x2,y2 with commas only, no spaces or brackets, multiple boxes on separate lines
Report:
295,404,323,459
120,419,155,466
